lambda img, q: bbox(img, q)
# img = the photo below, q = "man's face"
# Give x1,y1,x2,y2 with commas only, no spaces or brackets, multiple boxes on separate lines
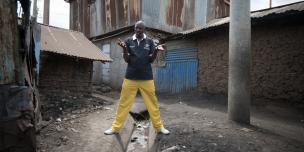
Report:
135,25,145,38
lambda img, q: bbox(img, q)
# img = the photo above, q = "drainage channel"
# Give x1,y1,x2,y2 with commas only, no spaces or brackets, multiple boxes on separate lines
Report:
125,120,162,152
124,103,162,152
126,121,150,151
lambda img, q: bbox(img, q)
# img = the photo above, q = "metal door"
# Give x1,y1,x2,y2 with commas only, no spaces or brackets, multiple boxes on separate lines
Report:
156,48,198,93
102,44,111,84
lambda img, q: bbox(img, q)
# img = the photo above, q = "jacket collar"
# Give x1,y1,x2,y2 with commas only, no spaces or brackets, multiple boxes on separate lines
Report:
132,33,147,40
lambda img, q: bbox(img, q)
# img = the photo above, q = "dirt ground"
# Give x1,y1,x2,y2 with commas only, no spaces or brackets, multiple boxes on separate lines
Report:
37,91,304,152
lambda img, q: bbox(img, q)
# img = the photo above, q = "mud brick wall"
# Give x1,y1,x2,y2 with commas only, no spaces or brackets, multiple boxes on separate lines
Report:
197,22,304,103
39,52,93,97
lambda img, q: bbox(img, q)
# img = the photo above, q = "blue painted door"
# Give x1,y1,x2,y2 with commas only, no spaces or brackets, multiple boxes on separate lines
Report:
155,48,198,93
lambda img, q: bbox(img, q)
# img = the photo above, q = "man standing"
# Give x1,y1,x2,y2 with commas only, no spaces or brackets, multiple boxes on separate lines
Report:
104,21,170,135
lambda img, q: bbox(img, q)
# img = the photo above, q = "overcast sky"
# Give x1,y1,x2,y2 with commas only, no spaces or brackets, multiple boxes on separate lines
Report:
251,0,304,10
32,0,69,29
31,0,303,29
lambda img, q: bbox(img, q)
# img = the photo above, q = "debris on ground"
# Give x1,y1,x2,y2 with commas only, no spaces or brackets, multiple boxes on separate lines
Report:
36,120,53,132
161,145,180,152
40,92,109,122
56,118,62,122
70,128,80,133
104,107,112,110
93,84,112,94
240,128,255,132
56,125,64,132
37,91,304,152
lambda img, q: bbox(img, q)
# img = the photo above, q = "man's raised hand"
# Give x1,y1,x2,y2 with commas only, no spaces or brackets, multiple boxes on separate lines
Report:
156,44,165,51
117,38,127,49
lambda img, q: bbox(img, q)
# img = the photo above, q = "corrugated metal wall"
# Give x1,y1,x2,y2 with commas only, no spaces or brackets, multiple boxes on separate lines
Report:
142,0,208,33
89,0,140,37
70,0,90,37
156,48,198,93
87,0,208,37
72,0,230,37
206,0,230,23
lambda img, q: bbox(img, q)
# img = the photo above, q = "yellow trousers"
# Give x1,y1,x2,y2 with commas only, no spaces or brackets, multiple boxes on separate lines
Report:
112,79,164,131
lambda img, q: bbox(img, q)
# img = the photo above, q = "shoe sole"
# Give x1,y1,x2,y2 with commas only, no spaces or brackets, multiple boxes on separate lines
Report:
104,132,118,135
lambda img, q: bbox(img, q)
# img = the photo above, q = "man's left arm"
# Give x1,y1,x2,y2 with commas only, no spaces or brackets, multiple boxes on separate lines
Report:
149,42,158,63
149,41,164,63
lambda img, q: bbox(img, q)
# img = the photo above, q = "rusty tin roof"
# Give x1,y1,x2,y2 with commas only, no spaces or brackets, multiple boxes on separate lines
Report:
40,24,112,62
180,1,304,35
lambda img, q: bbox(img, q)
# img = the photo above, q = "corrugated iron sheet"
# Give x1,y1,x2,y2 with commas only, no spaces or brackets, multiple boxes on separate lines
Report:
105,0,116,30
206,0,230,23
116,0,129,27
69,0,90,37
166,0,184,27
156,48,198,93
40,24,112,62
89,0,140,36
157,0,198,32
129,0,140,23
88,0,206,36
181,1,304,35
141,0,161,28
166,48,197,61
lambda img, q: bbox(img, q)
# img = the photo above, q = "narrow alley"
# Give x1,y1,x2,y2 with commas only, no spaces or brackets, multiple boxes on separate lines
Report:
1,0,304,152
36,90,304,152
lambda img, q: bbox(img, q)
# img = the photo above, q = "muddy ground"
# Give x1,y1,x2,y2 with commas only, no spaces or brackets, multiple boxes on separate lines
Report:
157,92,304,152
37,91,304,152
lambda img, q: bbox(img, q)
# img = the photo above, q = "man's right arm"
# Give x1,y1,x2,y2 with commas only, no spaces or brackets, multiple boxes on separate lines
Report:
122,46,129,63
117,38,129,63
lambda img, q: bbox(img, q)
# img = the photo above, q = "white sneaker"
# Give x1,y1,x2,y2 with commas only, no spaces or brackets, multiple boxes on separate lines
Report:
104,128,117,135
159,127,170,135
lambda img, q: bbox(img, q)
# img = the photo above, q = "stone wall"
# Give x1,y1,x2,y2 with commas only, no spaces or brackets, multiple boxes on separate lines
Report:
198,28,229,95
197,22,304,103
39,52,93,97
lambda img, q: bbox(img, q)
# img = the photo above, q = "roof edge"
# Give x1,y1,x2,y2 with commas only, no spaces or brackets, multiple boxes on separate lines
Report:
90,25,173,42
41,50,113,62
167,1,304,40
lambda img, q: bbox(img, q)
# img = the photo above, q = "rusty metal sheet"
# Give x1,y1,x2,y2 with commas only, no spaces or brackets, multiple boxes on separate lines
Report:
79,0,84,32
89,0,209,35
40,24,112,62
166,0,183,27
194,0,207,27
182,0,196,29
144,0,203,33
100,0,107,34
105,0,117,30
141,0,160,28
129,0,140,24
215,0,229,19
69,0,90,37
70,1,78,30
117,0,129,27
84,0,90,37
181,1,304,35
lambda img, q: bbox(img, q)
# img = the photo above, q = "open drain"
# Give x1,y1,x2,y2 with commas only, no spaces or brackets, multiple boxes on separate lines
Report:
122,102,162,152
127,122,150,151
